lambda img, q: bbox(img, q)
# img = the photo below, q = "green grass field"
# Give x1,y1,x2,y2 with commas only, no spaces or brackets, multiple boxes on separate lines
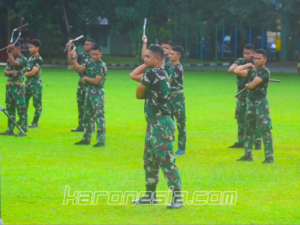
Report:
0,67,299,224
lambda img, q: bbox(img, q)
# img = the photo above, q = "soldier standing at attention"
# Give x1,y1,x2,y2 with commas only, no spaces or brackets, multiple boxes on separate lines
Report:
168,46,186,156
67,38,95,132
70,45,106,147
228,44,262,150
234,49,274,163
0,42,28,137
130,44,183,209
25,39,43,127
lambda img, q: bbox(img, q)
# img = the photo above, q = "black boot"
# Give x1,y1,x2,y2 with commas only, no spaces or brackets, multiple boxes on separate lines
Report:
132,185,158,205
0,130,15,136
236,155,253,161
74,140,90,145
93,142,106,148
263,156,274,163
229,142,244,148
167,188,184,209
29,116,39,128
71,126,84,132
15,132,27,137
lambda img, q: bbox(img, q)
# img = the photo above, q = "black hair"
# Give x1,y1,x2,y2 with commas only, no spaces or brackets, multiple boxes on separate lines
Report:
172,45,184,55
29,39,41,47
162,40,173,46
255,49,267,58
244,44,255,51
148,44,164,60
86,38,95,45
14,42,21,48
91,45,102,52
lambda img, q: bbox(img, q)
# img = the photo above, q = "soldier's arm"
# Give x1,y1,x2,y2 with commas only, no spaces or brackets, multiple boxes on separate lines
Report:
82,75,103,85
141,35,148,59
7,51,21,67
70,50,86,73
228,63,238,73
246,77,263,89
130,64,147,82
4,66,17,77
25,67,39,77
66,42,72,61
136,83,147,99
233,63,254,77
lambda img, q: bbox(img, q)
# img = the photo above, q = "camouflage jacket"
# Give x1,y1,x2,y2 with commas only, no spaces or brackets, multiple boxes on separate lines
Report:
77,52,91,78
83,59,107,89
234,58,252,97
247,67,270,100
6,55,27,83
168,63,184,91
26,54,43,82
141,67,172,119
164,56,172,74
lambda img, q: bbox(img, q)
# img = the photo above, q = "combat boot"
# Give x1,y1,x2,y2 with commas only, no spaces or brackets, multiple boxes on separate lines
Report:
132,185,158,205
167,188,184,209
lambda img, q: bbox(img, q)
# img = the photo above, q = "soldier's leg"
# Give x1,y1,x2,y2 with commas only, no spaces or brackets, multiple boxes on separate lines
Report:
92,90,106,146
144,124,160,186
259,99,274,162
253,124,262,150
81,90,92,142
14,85,28,133
77,81,85,129
151,119,182,190
239,100,256,160
230,97,246,148
172,94,186,152
25,82,32,113
30,81,42,125
5,85,16,132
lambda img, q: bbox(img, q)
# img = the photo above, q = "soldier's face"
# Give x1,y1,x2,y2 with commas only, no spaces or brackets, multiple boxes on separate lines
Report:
11,46,21,57
254,53,267,68
169,50,180,62
91,50,102,62
162,44,172,57
243,49,254,62
29,44,39,54
84,41,93,52
144,50,161,67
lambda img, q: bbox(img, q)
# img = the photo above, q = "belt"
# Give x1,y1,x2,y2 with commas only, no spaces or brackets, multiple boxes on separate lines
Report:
171,90,183,95
7,82,23,85
146,115,171,124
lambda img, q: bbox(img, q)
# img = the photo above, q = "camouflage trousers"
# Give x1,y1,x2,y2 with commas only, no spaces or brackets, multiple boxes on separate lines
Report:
5,84,28,132
244,98,274,158
82,87,105,144
25,80,42,118
144,116,182,189
77,80,86,128
171,93,186,150
235,96,261,145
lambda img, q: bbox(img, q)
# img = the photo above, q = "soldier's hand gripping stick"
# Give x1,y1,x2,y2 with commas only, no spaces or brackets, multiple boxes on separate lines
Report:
235,79,281,97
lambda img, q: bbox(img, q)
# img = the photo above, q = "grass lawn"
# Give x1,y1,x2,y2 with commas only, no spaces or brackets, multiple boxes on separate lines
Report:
0,67,299,224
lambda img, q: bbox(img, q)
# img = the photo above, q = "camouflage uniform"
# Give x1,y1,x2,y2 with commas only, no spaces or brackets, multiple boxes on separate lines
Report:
164,56,172,74
77,52,92,129
5,55,28,132
81,59,106,144
244,67,274,159
168,63,186,151
235,58,261,146
25,54,43,120
141,67,182,189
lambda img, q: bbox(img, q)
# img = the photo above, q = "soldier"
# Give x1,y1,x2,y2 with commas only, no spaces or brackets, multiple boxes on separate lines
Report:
70,45,106,147
141,36,172,72
228,44,262,150
0,42,28,137
168,46,186,156
130,44,183,209
234,49,274,163
67,38,95,132
25,39,43,127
